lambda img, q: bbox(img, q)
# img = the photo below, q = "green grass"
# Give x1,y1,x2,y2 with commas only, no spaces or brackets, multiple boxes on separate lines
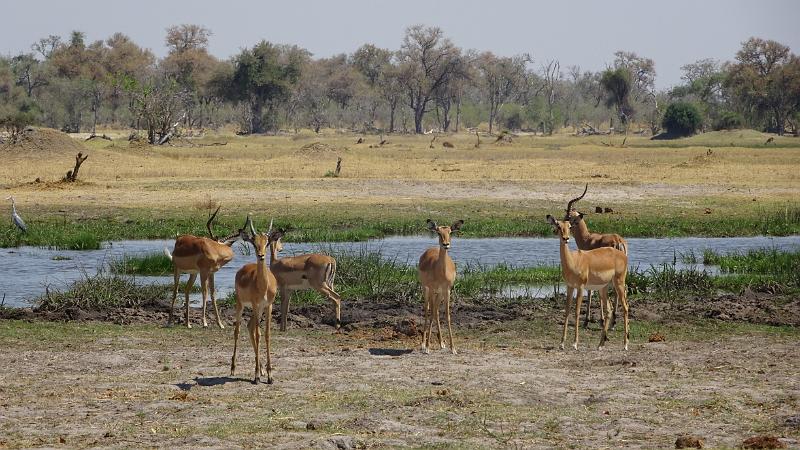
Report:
110,252,173,276
1,201,799,249
35,273,172,312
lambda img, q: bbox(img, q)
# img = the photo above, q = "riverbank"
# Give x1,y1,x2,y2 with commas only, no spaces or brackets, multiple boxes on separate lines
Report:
2,131,799,248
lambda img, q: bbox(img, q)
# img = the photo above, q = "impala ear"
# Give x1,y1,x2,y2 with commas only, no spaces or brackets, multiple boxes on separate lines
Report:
426,219,438,231
450,219,464,232
546,214,559,230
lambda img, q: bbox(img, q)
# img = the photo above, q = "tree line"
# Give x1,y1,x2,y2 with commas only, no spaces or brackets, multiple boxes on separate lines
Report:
1,25,799,143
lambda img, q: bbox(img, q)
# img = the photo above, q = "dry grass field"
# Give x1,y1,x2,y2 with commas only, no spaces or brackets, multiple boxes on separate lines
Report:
2,128,798,219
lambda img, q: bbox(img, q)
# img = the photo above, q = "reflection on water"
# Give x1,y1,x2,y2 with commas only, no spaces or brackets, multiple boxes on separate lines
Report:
1,235,798,307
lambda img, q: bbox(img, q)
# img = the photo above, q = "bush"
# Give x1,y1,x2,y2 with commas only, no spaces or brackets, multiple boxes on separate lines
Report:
713,111,743,131
0,110,37,144
661,102,702,137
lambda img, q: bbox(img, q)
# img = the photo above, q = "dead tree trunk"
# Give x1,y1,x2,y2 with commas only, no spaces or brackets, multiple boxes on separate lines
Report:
334,157,342,177
64,152,88,182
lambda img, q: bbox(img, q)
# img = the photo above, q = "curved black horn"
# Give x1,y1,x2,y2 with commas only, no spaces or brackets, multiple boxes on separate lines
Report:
565,183,588,218
206,205,221,240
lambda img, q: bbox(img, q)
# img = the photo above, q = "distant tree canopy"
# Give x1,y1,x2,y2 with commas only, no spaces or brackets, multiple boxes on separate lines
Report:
0,27,798,138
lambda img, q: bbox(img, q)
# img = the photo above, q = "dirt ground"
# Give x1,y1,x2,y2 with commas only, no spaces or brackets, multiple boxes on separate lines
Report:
2,294,799,449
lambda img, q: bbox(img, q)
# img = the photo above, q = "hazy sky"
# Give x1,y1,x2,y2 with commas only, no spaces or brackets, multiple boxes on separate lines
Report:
2,0,798,89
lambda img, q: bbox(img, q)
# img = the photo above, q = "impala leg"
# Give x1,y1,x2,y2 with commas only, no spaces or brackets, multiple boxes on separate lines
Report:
200,272,210,328
230,302,243,376
582,290,593,329
616,278,630,351
422,286,431,354
609,295,618,331
573,288,584,350
433,290,445,350
279,286,290,332
561,287,574,350
264,301,273,384
184,274,197,328
444,288,456,355
209,274,225,329
598,288,611,350
317,284,342,331
248,309,261,384
168,271,180,326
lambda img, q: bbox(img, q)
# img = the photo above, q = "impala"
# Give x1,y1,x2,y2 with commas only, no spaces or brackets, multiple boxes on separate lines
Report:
563,184,628,329
230,217,278,384
419,219,464,354
266,229,342,331
547,214,629,351
164,207,246,328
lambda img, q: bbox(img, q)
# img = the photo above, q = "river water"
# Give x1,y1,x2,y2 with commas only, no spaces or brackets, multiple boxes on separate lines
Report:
1,235,798,307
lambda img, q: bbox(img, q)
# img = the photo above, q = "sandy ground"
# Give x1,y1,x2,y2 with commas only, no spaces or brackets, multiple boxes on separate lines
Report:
2,294,799,449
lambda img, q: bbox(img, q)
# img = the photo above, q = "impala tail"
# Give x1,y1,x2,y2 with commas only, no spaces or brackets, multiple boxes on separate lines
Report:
164,247,173,261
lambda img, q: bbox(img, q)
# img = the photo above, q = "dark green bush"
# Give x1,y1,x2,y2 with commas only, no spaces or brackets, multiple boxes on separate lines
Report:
713,111,743,131
662,102,703,137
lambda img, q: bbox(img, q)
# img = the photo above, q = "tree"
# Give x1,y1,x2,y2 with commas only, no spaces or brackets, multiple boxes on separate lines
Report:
661,102,702,137
161,25,223,128
477,52,529,133
104,33,155,124
223,41,306,133
396,25,462,133
726,38,800,135
352,44,393,128
600,68,633,130
10,54,49,98
125,76,190,144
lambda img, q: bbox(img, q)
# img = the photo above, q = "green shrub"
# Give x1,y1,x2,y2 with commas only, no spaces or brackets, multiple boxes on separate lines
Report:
713,111,743,131
662,102,703,137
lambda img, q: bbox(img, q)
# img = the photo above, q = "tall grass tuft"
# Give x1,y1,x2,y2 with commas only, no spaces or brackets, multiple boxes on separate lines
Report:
35,272,170,311
110,252,173,276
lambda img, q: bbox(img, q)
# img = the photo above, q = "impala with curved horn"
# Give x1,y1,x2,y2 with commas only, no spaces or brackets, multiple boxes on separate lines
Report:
563,184,628,329
266,228,342,331
230,216,279,384
419,218,464,354
547,214,629,350
164,207,247,328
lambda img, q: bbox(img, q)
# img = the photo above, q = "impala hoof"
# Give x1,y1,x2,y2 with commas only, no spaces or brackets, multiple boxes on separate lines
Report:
252,377,259,385
218,324,225,330
440,343,446,350
186,323,192,329
559,343,565,351
422,347,430,354
624,344,629,351
450,349,457,355
572,343,578,351
267,377,273,385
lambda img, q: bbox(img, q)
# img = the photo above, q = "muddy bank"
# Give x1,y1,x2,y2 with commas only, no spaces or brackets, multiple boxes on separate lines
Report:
3,290,798,329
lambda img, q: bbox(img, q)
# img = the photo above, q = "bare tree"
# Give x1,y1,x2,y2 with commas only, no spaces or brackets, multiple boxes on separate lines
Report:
396,25,462,134
541,59,561,134
477,52,529,133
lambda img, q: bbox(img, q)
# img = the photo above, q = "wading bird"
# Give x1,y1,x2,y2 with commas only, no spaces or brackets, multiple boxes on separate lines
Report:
5,196,27,233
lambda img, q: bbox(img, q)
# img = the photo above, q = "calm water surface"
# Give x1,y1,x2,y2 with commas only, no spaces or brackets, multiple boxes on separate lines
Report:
1,235,798,307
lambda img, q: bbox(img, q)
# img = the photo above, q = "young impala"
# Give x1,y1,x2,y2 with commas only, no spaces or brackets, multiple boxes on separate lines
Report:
230,217,278,384
547,214,630,351
164,208,246,328
266,229,342,331
563,184,629,329
419,219,464,354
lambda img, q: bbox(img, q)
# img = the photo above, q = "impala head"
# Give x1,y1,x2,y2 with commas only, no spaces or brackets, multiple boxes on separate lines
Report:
564,183,588,221
426,219,464,250
243,215,273,261
566,209,585,227
547,214,571,243
268,229,286,253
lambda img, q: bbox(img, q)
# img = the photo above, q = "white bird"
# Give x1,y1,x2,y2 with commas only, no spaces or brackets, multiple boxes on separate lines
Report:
6,196,27,233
